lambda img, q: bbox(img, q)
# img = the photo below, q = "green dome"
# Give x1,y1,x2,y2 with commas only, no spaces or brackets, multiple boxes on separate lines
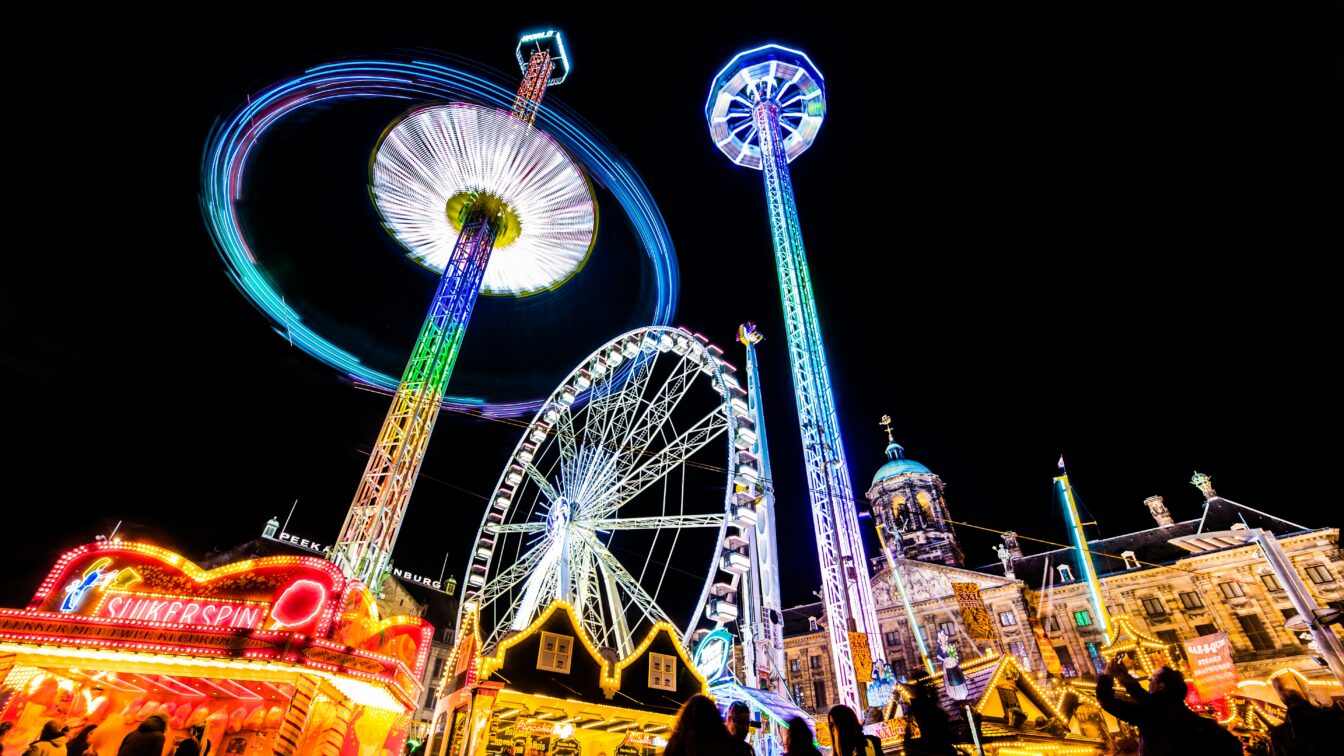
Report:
872,441,932,484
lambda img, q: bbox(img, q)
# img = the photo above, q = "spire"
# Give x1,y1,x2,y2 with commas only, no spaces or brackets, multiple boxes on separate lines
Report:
1191,471,1216,500
879,415,906,461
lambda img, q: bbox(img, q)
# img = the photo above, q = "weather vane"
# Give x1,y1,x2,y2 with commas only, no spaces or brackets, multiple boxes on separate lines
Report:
880,414,895,443
1191,471,1216,499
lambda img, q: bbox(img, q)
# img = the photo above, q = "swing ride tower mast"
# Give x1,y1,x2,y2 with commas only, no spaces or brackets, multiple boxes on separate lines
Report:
331,31,574,586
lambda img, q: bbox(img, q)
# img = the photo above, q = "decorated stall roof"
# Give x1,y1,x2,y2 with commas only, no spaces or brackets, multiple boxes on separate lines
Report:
612,622,709,712
1,541,432,708
471,600,707,709
477,601,613,703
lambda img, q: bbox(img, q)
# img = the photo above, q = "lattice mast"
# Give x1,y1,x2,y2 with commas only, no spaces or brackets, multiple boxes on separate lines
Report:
332,31,573,586
737,323,787,693
706,47,882,710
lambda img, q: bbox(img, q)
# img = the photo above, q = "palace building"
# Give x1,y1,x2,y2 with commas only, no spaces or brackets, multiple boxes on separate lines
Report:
773,435,1344,734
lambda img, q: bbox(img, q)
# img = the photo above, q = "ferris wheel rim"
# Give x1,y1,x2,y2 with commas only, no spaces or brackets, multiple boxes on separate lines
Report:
461,326,745,655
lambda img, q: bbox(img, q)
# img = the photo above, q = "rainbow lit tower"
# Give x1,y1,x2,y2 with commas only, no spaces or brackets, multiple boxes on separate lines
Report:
707,46,881,709
331,31,594,586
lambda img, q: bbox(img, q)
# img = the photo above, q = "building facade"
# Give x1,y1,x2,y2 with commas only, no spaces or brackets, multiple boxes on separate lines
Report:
773,439,1344,718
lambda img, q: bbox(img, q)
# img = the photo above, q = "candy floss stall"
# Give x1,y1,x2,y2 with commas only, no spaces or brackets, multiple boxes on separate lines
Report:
0,541,432,756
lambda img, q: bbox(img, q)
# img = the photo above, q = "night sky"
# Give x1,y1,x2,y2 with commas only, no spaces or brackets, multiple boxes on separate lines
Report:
5,5,1339,613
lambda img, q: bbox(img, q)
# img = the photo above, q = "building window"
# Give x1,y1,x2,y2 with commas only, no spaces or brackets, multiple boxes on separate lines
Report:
1074,610,1093,628
1193,623,1219,638
996,687,1022,713
1058,565,1074,582
1305,565,1335,584
648,652,677,691
936,621,955,638
884,630,900,648
1085,642,1106,674
1008,641,1028,660
808,617,819,633
1261,574,1283,592
1142,598,1166,616
1218,581,1245,600
1046,615,1061,633
1156,630,1181,646
1236,614,1276,652
891,658,907,680
1121,550,1140,570
431,656,445,679
1054,645,1077,678
1179,591,1204,610
810,655,823,671
793,683,804,702
998,611,1017,627
790,658,801,675
813,680,827,708
537,632,573,673
1107,603,1124,618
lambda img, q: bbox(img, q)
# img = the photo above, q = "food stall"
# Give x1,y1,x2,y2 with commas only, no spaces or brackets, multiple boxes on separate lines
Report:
0,540,432,756
428,600,707,756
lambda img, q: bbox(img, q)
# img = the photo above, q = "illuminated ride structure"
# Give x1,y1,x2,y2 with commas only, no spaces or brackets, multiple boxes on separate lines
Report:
732,323,786,693
706,45,882,711
463,326,764,660
323,32,597,587
201,42,678,420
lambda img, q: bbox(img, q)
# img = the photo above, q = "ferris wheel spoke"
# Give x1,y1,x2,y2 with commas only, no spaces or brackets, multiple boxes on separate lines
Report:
585,533,676,633
477,539,549,606
587,405,729,518
510,534,567,632
580,514,726,531
581,349,702,505
554,405,578,465
523,463,561,504
587,351,657,462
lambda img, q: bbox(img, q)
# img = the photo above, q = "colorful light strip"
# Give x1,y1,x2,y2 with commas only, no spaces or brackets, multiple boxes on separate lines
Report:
1055,474,1110,642
200,57,678,418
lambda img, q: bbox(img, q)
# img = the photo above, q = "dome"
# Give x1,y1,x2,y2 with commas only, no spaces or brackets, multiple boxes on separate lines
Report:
872,441,932,484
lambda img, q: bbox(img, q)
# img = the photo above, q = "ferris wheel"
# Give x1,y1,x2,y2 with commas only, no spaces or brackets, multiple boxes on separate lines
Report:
463,326,761,657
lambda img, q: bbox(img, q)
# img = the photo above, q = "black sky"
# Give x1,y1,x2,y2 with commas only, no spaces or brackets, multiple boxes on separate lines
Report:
4,4,1339,611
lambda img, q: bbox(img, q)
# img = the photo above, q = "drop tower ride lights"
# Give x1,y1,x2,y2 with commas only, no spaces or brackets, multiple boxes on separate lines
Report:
706,46,881,710
331,31,593,586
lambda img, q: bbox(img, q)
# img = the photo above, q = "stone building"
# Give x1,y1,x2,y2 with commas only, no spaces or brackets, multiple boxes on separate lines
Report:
773,437,1344,719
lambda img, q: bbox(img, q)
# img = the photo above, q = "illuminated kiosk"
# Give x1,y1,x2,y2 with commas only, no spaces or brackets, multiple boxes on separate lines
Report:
427,600,707,756
0,541,431,756
891,652,1107,755
693,630,809,756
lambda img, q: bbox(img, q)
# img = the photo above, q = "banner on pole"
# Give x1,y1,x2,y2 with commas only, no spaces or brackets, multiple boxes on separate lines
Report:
952,582,994,640
849,631,873,682
1183,632,1237,702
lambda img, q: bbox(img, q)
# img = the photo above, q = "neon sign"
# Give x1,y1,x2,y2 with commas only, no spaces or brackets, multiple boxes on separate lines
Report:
60,559,142,613
98,591,268,629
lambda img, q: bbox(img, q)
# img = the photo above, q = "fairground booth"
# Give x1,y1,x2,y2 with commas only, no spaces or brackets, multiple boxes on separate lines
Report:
0,541,432,756
427,600,708,756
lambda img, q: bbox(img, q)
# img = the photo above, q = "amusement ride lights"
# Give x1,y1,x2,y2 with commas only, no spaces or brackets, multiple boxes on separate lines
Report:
201,53,677,419
706,45,881,710
734,322,786,693
330,31,596,587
